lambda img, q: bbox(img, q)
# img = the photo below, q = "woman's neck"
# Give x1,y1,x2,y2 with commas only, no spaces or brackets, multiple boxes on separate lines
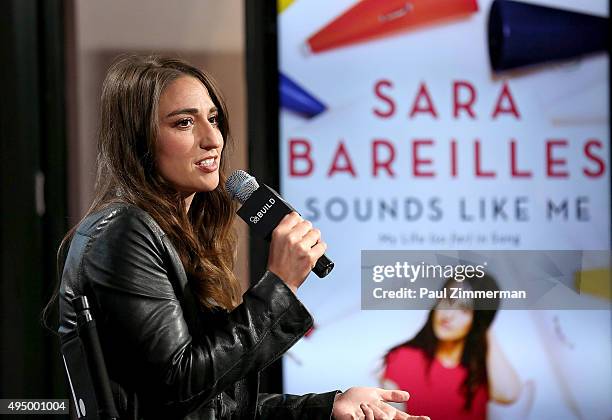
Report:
183,193,195,213
435,339,465,367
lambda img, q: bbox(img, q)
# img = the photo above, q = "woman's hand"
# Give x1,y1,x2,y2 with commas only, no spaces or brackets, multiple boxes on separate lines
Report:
332,387,430,420
267,212,326,293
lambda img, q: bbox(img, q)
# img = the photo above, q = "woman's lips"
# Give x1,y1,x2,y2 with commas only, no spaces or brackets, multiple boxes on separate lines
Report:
195,157,218,173
438,319,451,329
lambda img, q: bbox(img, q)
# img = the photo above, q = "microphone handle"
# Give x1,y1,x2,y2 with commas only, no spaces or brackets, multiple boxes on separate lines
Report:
313,253,334,278
236,184,334,278
265,187,334,278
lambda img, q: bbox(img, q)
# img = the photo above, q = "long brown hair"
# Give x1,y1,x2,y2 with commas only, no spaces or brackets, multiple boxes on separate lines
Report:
44,55,241,329
384,275,500,411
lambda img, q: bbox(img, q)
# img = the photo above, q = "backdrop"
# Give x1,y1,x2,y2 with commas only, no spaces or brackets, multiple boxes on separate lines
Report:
277,0,610,418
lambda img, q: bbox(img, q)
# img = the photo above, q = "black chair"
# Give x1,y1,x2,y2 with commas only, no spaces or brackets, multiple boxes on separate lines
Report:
60,296,119,420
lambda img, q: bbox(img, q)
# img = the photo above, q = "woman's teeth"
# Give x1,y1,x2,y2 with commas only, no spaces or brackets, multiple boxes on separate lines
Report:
197,158,214,167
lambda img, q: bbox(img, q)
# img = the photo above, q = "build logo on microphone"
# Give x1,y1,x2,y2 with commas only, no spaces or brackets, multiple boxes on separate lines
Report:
249,198,276,224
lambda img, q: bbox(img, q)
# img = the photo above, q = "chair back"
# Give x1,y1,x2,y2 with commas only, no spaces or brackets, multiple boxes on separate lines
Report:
60,296,119,420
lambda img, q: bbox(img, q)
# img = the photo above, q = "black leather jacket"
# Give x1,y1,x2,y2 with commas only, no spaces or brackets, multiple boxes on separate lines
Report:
59,203,337,419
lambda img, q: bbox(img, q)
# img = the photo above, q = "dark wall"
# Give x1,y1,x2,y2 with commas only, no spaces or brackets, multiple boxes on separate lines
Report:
0,0,68,401
245,0,283,394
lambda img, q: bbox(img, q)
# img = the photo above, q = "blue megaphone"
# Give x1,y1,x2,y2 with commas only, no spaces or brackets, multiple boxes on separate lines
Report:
279,73,326,118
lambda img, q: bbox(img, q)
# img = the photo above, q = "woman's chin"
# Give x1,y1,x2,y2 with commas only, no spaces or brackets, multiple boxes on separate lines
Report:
201,179,220,192
196,173,220,192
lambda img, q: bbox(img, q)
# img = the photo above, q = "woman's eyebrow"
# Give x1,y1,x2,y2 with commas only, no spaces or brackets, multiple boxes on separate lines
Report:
165,107,199,118
165,106,218,118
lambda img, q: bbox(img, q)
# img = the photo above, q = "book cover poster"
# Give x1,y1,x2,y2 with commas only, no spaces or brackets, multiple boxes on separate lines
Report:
278,0,610,418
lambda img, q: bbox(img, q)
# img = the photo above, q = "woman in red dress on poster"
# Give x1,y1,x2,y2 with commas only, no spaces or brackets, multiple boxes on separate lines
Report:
382,275,521,420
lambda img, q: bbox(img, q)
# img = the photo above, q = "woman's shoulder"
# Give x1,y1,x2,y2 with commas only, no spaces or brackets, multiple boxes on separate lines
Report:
66,203,171,278
386,345,428,367
384,345,429,385
76,202,166,240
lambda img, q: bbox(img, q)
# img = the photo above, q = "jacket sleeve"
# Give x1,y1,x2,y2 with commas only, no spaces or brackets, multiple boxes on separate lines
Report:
80,207,314,413
256,391,340,420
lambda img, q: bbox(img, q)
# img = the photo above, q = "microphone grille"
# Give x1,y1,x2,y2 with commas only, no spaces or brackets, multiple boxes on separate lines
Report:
225,170,260,204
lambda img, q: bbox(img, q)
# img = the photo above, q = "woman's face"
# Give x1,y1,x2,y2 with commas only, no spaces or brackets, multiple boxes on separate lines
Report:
432,300,474,342
155,75,223,196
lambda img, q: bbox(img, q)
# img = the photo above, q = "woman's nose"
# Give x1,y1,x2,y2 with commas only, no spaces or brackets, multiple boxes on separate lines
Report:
439,309,455,321
199,124,222,149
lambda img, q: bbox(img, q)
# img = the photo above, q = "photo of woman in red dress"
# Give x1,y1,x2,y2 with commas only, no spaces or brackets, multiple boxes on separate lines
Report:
382,275,521,420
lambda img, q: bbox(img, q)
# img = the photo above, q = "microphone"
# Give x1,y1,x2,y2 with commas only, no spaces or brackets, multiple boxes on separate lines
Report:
225,170,334,278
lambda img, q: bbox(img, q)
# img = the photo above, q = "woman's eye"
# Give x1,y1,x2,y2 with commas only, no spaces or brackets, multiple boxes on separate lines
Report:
175,118,194,129
208,114,219,127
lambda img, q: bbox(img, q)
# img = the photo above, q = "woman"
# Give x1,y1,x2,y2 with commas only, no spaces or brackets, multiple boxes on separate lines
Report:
382,275,520,420
46,55,426,420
